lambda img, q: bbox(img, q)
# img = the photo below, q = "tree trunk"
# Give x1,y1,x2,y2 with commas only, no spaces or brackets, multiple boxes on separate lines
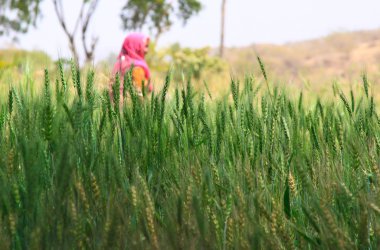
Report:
52,0,99,65
219,0,226,58
68,36,79,64
52,0,80,64
82,0,100,64
83,35,98,65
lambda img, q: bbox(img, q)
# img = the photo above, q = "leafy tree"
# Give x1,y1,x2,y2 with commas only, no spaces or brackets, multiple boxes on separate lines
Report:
0,0,43,36
1,0,202,64
52,0,202,63
120,0,202,41
153,43,227,81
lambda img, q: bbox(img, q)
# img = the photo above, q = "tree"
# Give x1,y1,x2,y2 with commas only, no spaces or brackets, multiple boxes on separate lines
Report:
52,0,100,64
54,0,202,63
120,0,202,42
0,0,43,36
219,0,226,58
1,0,202,64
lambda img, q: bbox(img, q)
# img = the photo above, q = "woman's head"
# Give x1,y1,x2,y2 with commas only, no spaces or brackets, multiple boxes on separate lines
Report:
120,33,150,59
115,32,151,79
143,37,150,55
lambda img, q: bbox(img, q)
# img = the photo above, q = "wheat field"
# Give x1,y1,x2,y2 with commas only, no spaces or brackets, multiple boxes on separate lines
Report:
0,59,380,249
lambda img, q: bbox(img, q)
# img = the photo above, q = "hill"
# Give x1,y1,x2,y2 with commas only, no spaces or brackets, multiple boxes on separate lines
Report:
224,29,380,91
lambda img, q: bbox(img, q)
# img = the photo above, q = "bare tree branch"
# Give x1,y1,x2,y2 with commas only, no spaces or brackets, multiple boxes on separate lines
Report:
73,1,85,36
52,0,100,64
81,0,100,63
52,0,79,63
82,0,99,32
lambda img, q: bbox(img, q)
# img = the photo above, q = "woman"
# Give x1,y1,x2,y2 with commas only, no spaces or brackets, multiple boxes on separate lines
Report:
110,33,153,101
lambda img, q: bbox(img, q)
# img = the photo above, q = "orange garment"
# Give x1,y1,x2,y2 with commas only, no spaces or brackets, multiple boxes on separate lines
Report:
109,66,149,100
131,66,148,91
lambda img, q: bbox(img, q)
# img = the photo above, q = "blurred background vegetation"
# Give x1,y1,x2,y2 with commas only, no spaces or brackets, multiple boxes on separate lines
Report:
1,0,380,103
2,28,380,103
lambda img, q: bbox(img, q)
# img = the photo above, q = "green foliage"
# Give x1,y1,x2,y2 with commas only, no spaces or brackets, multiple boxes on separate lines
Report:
42,69,53,141
0,49,52,70
121,0,201,39
362,73,369,98
178,0,202,23
154,43,227,81
1,65,380,249
0,49,52,90
0,0,42,35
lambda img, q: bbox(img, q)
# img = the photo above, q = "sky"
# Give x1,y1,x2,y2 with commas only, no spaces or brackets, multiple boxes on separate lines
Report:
1,0,380,62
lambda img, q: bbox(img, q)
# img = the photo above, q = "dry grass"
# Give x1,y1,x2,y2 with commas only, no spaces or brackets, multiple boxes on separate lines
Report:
2,29,380,102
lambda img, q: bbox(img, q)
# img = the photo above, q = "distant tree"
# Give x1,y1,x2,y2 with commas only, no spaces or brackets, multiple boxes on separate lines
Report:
1,0,202,64
53,0,202,63
120,0,202,42
52,0,100,64
219,0,226,58
0,0,43,36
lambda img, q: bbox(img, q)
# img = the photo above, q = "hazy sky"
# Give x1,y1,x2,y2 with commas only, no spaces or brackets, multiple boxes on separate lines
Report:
1,0,379,62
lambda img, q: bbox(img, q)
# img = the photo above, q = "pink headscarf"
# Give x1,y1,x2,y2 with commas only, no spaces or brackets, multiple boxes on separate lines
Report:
112,33,151,79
